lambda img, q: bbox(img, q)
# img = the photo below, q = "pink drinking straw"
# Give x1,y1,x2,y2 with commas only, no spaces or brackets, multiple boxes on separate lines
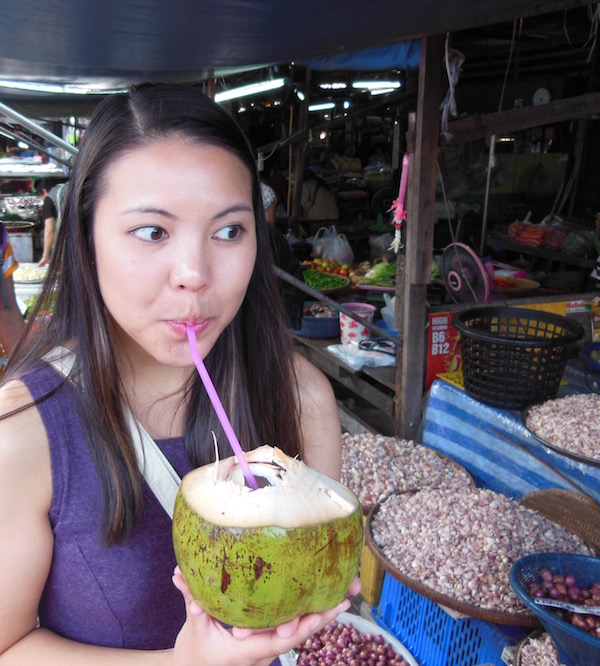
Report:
186,325,258,490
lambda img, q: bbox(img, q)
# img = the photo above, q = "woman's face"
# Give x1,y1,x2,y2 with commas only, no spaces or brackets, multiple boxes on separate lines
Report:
93,137,257,368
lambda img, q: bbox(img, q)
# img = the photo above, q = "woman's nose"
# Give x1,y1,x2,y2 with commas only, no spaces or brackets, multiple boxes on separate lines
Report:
170,238,211,290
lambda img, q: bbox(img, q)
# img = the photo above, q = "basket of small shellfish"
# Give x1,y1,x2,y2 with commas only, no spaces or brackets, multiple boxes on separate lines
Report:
340,433,474,605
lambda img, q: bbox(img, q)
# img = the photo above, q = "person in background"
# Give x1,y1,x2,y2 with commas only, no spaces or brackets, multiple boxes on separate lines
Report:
0,222,24,357
0,83,358,665
36,178,67,267
262,182,305,330
261,181,278,224
300,170,338,223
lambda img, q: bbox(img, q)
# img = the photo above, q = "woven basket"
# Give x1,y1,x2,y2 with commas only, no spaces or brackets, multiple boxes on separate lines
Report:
365,498,539,627
520,489,600,554
365,488,599,627
359,514,385,606
452,307,584,410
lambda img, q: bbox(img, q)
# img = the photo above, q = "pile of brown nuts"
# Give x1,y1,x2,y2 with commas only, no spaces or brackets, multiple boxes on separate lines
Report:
371,487,595,616
518,632,563,666
341,433,473,512
525,393,600,461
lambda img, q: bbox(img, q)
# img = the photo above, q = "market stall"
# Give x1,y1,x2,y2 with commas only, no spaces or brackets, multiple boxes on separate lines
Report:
1,3,599,665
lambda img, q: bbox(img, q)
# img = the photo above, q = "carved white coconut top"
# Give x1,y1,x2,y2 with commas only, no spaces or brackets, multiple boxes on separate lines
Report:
180,445,359,528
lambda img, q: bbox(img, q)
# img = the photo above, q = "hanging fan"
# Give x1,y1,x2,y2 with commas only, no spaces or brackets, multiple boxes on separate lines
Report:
440,242,491,303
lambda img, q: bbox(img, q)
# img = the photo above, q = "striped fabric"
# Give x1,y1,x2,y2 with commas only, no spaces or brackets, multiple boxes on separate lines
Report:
419,367,600,505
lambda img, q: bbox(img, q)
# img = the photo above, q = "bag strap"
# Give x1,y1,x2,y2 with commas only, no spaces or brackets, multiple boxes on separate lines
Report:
0,222,9,310
42,347,181,518
123,411,181,518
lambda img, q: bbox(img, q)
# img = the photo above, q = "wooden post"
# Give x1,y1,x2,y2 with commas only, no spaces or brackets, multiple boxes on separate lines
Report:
290,68,311,226
398,34,445,439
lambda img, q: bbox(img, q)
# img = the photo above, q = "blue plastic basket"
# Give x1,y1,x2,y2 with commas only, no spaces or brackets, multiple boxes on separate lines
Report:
372,572,527,666
509,552,600,666
294,301,340,338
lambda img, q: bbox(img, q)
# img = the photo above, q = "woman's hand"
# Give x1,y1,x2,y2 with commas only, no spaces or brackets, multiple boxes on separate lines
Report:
172,567,361,666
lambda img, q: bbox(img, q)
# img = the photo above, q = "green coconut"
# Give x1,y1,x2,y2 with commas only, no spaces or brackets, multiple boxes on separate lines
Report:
172,444,363,628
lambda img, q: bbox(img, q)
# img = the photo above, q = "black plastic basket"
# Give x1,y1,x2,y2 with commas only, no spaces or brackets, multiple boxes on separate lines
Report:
452,307,584,410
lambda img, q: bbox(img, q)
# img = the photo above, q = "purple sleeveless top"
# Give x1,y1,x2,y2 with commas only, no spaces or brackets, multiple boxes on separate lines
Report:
22,362,283,663
23,362,192,648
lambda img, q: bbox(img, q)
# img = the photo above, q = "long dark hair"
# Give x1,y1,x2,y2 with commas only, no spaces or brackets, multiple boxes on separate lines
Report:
5,83,301,543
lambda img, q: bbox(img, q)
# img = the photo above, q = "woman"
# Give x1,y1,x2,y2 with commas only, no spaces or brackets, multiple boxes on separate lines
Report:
0,83,358,665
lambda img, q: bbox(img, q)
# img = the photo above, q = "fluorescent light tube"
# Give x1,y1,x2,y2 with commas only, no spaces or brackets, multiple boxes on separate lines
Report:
352,80,401,90
214,78,287,103
308,102,335,112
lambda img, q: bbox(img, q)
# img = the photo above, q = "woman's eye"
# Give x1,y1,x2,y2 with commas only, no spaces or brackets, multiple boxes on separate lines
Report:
133,226,167,242
213,224,244,241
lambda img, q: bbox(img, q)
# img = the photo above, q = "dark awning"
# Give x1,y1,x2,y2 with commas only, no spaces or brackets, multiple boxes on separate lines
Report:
0,0,591,88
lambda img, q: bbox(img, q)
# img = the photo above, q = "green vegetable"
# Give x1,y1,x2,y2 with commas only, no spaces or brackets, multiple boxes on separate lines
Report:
303,269,348,291
360,262,396,286
23,291,57,320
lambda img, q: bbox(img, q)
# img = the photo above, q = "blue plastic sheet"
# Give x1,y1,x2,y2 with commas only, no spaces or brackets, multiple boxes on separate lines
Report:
418,362,600,504
302,41,421,72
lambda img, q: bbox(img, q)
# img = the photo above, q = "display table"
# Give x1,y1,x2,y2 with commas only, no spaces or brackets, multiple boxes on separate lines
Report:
418,362,600,504
487,233,596,292
292,334,397,420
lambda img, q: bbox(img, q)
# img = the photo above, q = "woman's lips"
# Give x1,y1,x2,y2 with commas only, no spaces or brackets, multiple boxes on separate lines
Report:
168,319,210,335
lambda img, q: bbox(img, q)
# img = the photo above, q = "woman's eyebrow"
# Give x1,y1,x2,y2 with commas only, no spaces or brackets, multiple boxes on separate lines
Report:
214,203,254,219
121,203,253,220
121,205,176,219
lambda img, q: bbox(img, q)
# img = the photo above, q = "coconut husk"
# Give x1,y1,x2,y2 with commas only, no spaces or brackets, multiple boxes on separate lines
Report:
520,489,600,554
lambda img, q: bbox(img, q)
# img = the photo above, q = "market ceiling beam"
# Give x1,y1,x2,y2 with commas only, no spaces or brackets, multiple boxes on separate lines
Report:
0,1,594,91
437,91,600,145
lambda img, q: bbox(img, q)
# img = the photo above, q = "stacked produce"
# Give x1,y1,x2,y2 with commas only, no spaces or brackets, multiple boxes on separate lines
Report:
526,570,600,637
12,264,47,282
508,220,549,247
340,433,472,512
358,262,396,288
525,393,600,462
370,487,595,617
293,619,410,666
304,257,396,287
303,302,337,318
508,219,595,255
303,268,349,291
305,257,351,277
518,632,563,665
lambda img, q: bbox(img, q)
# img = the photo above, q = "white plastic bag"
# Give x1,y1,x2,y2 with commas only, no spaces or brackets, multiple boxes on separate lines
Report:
310,225,334,258
326,342,396,370
380,294,396,330
322,228,354,264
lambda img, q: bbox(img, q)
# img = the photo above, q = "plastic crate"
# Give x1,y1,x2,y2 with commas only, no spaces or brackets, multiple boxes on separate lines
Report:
372,573,527,666
452,306,583,410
